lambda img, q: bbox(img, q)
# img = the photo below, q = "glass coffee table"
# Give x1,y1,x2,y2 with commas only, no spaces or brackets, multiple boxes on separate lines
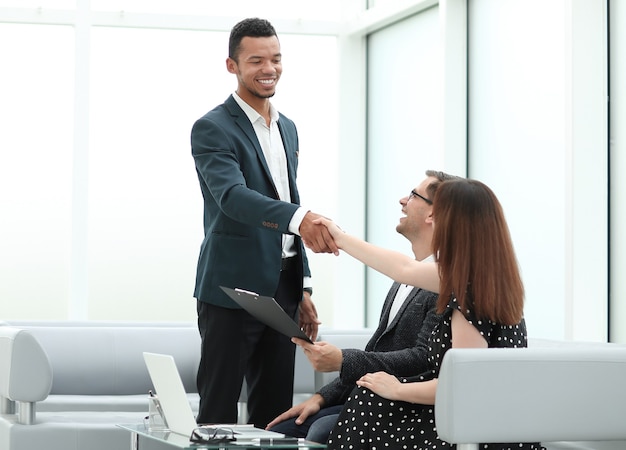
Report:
118,424,326,449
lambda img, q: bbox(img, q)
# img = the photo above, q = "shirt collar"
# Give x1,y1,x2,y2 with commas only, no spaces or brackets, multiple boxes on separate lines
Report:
232,92,279,124
421,254,435,263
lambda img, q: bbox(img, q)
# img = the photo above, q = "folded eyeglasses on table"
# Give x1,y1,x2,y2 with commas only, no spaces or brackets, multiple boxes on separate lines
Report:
190,426,236,444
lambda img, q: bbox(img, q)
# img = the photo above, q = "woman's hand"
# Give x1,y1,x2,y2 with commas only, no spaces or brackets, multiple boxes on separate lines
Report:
356,371,403,401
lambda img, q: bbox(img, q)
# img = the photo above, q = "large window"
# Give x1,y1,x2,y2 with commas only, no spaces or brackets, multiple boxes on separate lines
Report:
468,0,608,341
0,6,339,322
0,23,75,317
365,6,444,325
2,1,625,341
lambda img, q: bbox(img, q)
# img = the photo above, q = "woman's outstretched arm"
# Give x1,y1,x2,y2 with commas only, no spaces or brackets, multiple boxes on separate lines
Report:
311,217,440,293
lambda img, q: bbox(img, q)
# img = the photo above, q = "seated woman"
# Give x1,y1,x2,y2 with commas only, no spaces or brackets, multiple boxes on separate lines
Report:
312,178,545,450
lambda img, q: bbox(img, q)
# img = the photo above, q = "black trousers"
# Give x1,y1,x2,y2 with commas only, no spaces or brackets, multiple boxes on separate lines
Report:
195,267,299,428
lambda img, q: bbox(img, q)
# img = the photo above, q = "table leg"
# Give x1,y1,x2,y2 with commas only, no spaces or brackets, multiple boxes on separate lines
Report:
131,431,139,450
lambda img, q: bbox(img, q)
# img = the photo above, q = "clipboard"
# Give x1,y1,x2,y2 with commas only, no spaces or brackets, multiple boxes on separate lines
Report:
220,286,313,343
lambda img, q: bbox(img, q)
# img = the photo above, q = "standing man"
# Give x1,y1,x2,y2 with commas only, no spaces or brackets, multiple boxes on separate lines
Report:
190,17,336,428
266,170,459,442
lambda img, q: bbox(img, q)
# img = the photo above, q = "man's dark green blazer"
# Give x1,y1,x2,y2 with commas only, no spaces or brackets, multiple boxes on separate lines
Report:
191,95,311,308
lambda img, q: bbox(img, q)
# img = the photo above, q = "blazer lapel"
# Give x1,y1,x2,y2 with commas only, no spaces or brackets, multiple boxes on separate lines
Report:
384,284,420,334
225,96,276,194
370,283,401,342
277,119,298,204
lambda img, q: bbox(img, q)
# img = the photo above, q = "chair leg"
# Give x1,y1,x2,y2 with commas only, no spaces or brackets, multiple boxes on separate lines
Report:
457,444,479,450
1,397,15,414
17,401,36,425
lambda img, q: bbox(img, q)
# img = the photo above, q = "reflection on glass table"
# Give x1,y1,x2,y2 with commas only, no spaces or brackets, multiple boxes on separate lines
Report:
117,423,327,449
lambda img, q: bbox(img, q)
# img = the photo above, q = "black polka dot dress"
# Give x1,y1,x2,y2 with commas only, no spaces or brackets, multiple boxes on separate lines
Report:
326,296,545,450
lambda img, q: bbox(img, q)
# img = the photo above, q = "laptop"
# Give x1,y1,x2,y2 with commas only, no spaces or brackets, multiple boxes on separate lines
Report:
220,286,313,343
142,352,286,440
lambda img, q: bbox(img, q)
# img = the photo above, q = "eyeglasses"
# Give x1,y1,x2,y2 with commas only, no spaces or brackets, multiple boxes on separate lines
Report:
190,426,236,444
409,189,432,205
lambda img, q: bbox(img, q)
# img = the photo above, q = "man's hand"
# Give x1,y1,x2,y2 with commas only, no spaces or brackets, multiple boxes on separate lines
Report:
298,292,321,342
299,211,339,255
292,338,343,372
265,394,325,430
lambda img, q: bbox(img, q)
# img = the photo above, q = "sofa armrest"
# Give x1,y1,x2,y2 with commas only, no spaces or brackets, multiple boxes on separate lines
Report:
435,347,626,448
0,327,53,423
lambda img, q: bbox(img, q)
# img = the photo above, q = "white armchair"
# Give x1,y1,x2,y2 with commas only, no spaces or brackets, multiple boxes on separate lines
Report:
435,345,626,450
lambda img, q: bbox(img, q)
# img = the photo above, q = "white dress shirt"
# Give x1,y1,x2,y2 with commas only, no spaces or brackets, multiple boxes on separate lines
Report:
387,254,435,326
233,93,311,286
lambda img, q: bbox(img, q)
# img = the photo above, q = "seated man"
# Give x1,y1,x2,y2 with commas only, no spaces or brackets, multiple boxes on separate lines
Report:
267,170,457,443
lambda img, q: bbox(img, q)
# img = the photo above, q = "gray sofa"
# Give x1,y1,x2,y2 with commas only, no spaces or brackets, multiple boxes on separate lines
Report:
7,320,621,450
0,321,352,450
0,322,202,450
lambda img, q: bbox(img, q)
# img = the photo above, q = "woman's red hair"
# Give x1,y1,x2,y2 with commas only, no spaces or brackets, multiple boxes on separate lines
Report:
432,179,524,325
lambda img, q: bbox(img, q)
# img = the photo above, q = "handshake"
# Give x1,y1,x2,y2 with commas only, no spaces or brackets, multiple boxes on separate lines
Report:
299,212,343,255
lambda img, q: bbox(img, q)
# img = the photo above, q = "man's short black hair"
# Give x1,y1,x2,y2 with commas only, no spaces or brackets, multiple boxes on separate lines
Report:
229,18,277,61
